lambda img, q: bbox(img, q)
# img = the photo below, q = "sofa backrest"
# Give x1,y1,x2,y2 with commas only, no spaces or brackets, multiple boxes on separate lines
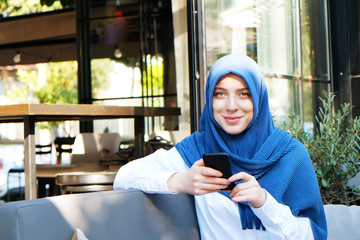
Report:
324,204,360,240
0,190,200,240
4,190,357,240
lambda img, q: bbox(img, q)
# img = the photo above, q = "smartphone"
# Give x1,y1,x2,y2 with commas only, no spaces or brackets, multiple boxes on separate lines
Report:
202,152,235,190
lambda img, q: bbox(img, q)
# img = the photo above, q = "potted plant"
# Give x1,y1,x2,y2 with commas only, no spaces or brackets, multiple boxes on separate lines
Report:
280,92,360,205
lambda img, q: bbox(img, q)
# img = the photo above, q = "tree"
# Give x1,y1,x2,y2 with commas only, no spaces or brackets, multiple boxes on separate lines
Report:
7,59,113,104
40,0,73,8
0,0,62,17
7,61,78,104
281,92,360,205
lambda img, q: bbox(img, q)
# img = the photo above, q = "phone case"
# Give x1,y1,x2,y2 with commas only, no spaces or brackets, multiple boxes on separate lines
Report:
203,153,235,190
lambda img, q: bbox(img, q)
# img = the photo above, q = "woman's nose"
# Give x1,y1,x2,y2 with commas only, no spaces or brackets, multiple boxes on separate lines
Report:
226,95,238,111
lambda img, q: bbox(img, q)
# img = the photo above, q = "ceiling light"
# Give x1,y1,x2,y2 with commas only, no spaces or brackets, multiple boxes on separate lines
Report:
114,48,122,58
13,51,21,63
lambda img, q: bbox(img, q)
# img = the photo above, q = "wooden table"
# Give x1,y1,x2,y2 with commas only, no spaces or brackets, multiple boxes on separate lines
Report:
0,104,180,200
36,163,118,197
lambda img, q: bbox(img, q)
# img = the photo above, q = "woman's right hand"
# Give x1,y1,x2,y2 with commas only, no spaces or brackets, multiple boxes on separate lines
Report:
167,159,231,195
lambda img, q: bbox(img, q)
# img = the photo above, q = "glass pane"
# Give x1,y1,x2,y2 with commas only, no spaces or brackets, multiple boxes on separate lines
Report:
204,0,301,118
302,79,329,136
256,0,299,76
299,0,330,134
88,1,176,107
87,0,178,132
300,0,329,81
265,76,301,124
0,1,70,17
349,0,360,75
89,0,139,19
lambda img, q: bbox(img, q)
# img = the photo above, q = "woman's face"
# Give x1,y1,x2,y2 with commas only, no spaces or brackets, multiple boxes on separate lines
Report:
212,73,254,135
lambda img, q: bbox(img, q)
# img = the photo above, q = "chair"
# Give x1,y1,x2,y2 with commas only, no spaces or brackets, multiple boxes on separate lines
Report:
35,143,52,155
54,137,75,164
35,143,55,198
56,172,116,194
6,168,24,202
35,143,52,164
56,133,121,194
70,133,121,165
37,138,76,197
6,143,53,201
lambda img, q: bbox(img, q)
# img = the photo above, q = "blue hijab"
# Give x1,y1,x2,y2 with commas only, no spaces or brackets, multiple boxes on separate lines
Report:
175,54,327,239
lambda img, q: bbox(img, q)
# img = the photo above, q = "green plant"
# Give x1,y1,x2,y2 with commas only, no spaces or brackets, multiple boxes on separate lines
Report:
280,91,360,205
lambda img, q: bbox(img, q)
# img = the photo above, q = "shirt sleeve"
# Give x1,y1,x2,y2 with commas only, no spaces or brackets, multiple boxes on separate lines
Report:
251,190,315,240
113,147,188,193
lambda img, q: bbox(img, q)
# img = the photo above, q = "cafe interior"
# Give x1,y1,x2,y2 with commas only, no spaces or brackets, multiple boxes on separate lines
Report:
0,0,359,203
0,0,190,201
0,1,360,239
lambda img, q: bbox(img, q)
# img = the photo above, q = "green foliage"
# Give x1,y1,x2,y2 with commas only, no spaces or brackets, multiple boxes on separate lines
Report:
280,92,360,205
0,0,62,16
7,61,78,129
38,62,78,104
142,56,164,99
91,59,113,97
6,59,113,131
7,59,114,104
7,61,78,104
40,0,73,8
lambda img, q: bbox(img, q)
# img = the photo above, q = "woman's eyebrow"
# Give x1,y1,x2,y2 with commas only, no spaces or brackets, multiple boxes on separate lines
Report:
236,87,249,91
214,86,226,91
214,86,249,91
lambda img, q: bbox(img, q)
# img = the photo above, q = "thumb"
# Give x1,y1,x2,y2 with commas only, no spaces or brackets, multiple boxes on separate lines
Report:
194,159,205,167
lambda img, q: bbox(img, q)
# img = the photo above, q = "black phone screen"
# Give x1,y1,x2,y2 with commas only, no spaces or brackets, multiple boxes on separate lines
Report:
203,152,235,190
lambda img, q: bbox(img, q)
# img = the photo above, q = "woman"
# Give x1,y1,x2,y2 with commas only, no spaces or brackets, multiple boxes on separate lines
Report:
113,54,327,239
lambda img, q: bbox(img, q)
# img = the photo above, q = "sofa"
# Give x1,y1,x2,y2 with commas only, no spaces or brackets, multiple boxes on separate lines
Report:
0,190,200,240
0,189,359,240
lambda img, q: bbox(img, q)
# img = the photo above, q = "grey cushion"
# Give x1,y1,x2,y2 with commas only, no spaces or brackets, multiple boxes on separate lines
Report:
0,190,200,240
324,204,360,240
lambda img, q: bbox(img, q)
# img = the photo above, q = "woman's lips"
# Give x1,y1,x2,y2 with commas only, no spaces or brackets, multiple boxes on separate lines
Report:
223,116,242,124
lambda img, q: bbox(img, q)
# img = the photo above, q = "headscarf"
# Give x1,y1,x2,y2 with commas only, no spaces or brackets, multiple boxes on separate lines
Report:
175,54,327,239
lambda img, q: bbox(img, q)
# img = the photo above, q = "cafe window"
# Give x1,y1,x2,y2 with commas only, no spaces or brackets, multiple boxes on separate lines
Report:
0,0,179,143
0,0,69,17
203,0,330,130
84,0,178,136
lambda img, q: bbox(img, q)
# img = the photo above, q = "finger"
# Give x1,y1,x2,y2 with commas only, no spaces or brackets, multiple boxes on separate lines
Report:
193,159,205,167
230,187,254,199
193,188,222,196
196,161,223,178
229,177,259,198
231,194,252,203
192,181,231,195
228,171,253,182
231,188,267,208
193,173,230,186
200,182,231,191
234,179,257,191
190,160,222,177
201,167,223,177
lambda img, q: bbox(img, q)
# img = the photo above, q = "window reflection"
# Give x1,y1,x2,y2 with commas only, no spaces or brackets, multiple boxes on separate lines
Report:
86,0,178,134
0,1,68,17
204,0,329,132
0,0,179,143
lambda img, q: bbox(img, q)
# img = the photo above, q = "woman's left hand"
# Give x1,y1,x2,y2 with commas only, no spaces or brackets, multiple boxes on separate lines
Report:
228,172,266,208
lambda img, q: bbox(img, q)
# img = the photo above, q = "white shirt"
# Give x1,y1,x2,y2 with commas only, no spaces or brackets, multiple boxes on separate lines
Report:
113,148,314,240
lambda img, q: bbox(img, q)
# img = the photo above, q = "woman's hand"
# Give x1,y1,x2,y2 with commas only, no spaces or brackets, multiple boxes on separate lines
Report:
167,159,231,195
228,172,267,208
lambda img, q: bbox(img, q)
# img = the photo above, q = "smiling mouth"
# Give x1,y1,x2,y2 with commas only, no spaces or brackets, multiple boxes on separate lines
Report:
224,116,242,123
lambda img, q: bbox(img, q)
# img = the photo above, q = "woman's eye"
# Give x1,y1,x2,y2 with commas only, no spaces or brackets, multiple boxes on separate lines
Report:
214,91,225,97
239,91,251,98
